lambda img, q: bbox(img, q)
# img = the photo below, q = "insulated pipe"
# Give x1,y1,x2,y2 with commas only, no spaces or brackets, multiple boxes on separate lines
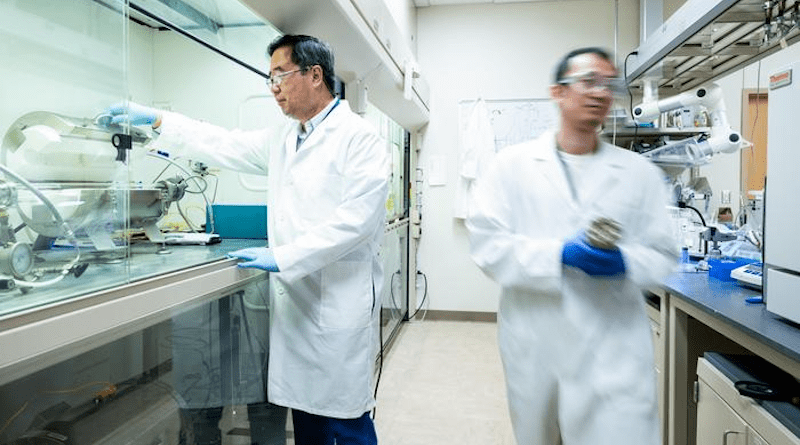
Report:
633,84,714,121
633,83,743,154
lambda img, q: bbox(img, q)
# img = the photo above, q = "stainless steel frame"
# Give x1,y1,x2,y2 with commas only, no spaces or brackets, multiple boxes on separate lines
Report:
628,0,800,92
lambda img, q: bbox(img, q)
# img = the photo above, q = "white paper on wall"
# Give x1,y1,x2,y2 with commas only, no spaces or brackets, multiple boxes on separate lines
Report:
454,98,559,219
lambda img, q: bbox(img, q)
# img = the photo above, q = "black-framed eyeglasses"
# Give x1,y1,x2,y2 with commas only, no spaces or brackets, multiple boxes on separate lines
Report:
266,68,305,88
558,72,626,95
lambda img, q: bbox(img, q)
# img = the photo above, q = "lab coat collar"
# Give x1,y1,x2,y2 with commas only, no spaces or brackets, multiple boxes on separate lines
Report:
532,130,625,207
284,100,352,157
525,131,573,206
581,141,625,205
315,98,349,131
299,97,340,136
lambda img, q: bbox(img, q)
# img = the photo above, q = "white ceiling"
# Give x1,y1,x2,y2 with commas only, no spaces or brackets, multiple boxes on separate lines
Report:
413,0,572,6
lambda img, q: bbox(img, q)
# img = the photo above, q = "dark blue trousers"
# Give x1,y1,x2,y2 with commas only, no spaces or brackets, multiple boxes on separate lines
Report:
292,409,377,445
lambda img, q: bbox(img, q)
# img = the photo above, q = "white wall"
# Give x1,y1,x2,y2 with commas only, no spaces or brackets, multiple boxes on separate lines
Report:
128,24,156,106
415,0,640,313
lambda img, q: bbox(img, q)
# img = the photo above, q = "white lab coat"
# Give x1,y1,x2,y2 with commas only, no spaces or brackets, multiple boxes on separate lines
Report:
466,131,678,445
152,100,389,419
454,98,496,219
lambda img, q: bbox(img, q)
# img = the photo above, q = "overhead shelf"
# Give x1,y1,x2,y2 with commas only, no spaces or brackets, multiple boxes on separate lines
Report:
626,0,800,93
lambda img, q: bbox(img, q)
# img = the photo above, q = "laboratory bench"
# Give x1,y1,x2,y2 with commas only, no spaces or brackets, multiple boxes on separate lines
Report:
0,239,263,323
0,238,267,384
650,270,800,445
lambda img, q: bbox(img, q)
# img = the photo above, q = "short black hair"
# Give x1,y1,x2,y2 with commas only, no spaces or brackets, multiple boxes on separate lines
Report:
553,47,614,84
268,35,336,97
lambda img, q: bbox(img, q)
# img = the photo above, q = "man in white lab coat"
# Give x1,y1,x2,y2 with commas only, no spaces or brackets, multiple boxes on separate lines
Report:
106,34,388,445
466,48,678,444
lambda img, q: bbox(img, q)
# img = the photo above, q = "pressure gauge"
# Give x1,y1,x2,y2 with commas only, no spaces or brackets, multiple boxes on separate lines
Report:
0,242,34,279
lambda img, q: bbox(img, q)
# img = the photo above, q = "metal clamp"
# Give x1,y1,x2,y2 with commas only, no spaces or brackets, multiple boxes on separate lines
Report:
112,133,132,162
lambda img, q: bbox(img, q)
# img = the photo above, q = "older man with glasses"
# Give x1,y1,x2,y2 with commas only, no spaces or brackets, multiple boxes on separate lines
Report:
104,34,388,445
466,47,678,445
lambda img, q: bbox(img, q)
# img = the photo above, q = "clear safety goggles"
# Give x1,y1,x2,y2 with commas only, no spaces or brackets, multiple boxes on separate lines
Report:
558,72,627,96
266,68,305,88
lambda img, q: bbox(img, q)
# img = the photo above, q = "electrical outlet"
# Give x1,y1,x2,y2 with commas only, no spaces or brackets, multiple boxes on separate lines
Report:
721,190,731,204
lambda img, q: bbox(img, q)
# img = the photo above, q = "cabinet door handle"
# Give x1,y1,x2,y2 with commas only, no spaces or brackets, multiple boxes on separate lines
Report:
723,430,741,445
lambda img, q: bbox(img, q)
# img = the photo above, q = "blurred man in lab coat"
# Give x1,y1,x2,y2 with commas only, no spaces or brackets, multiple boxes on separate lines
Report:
466,48,678,445
105,34,388,445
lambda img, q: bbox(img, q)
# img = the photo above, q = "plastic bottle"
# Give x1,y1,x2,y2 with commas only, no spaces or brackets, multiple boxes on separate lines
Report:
680,247,693,272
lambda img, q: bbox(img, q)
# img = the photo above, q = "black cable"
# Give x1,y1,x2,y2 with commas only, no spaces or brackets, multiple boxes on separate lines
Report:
745,59,763,199
623,51,641,150
389,270,401,310
679,202,707,227
372,300,384,421
409,271,428,320
127,2,270,80
766,0,774,28
679,202,709,255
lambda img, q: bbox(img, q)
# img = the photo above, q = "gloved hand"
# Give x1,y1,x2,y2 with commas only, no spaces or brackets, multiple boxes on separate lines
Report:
100,102,160,127
562,232,626,277
227,247,279,272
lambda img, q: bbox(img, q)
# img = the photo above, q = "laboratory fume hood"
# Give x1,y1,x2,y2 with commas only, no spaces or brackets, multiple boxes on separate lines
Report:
627,0,800,93
0,0,412,443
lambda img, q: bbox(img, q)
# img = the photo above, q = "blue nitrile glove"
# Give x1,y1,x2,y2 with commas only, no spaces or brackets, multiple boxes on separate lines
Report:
562,232,626,277
100,102,160,127
227,247,279,272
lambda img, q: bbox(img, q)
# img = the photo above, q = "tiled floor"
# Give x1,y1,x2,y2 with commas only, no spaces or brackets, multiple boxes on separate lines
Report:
373,320,514,445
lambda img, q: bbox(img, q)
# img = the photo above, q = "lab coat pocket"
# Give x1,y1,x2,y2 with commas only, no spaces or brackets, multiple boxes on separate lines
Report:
320,261,372,329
